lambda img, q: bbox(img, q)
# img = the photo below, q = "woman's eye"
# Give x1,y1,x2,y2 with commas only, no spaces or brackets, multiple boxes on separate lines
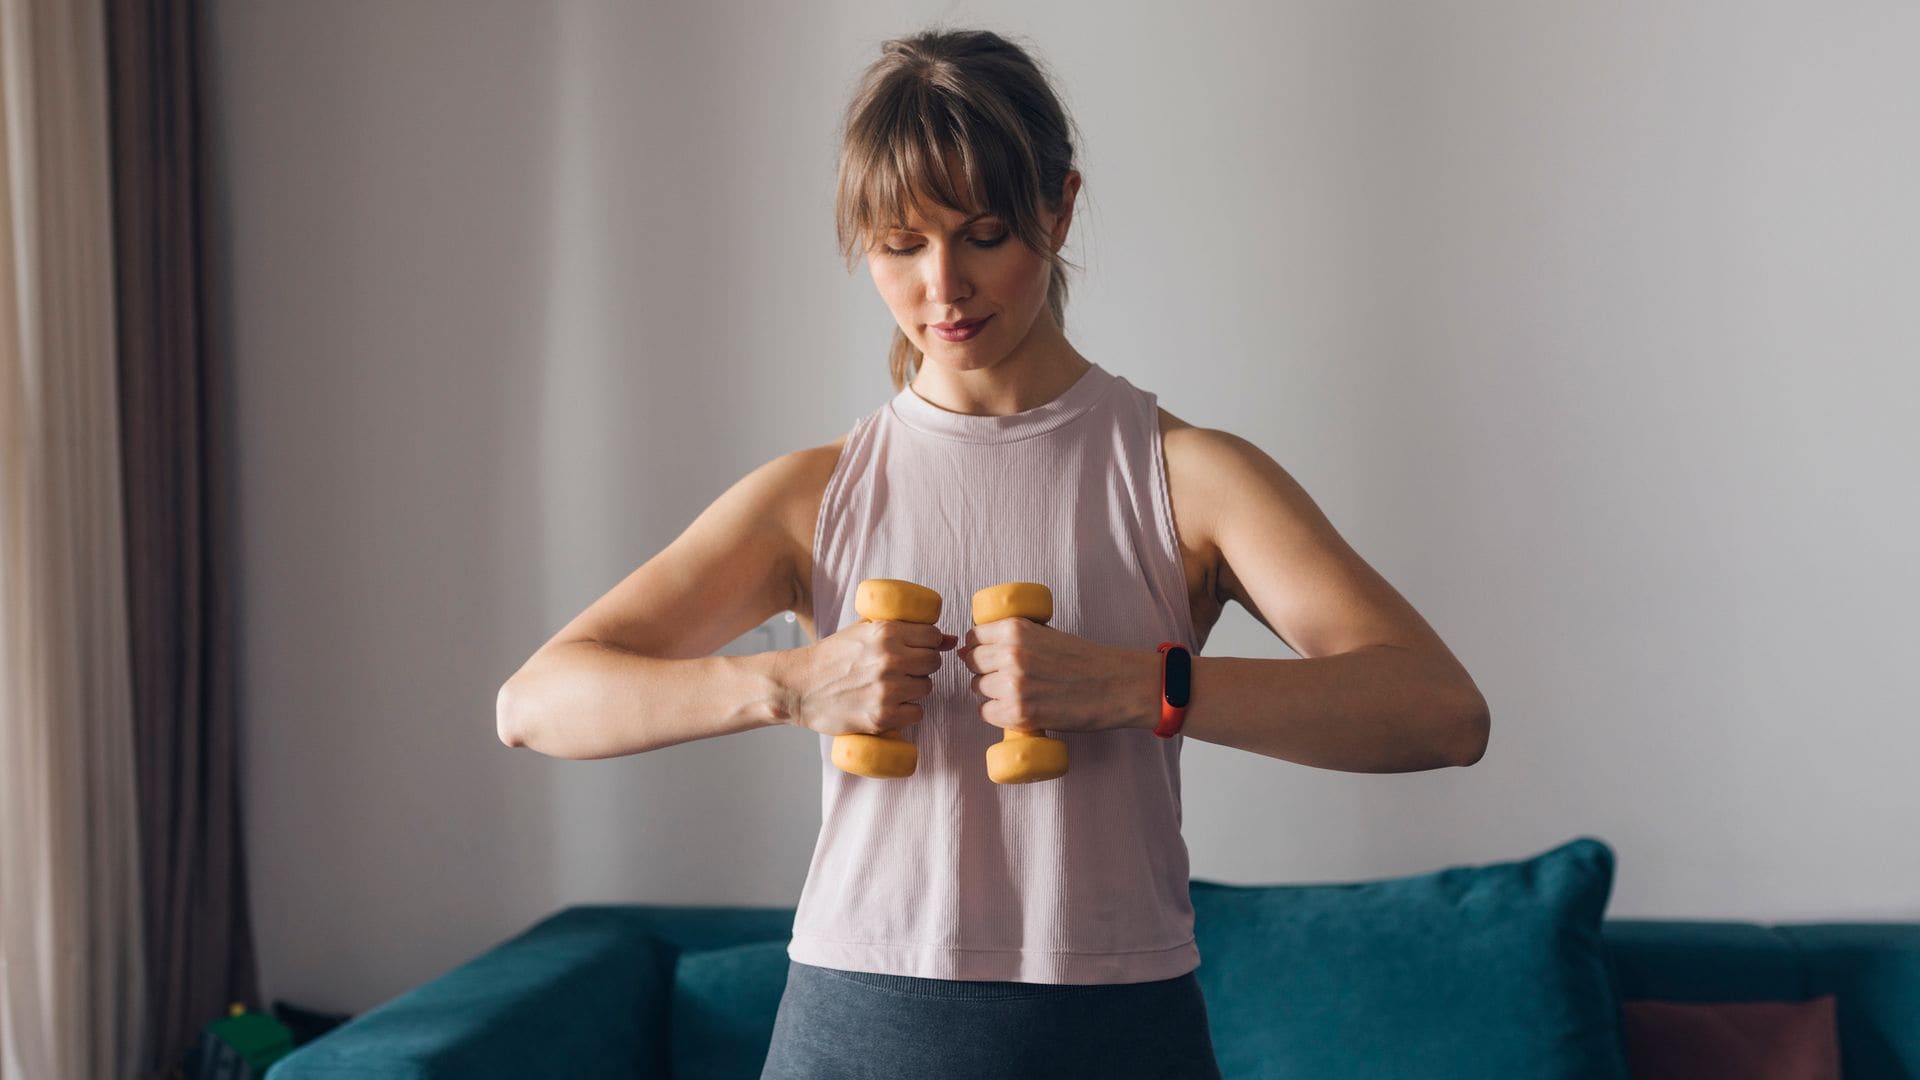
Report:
881,231,1012,258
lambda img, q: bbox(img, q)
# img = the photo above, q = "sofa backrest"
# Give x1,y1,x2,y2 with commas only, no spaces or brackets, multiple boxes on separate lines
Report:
603,904,1920,1079
1602,918,1920,1078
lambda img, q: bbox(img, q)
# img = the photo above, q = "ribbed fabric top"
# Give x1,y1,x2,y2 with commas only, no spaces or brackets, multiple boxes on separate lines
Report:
789,360,1201,985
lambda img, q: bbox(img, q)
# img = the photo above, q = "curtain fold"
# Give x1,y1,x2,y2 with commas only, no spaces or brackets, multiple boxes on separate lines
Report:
103,0,262,1075
0,0,149,1077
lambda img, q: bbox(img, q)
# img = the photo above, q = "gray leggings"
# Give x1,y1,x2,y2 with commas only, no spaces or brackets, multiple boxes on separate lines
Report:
758,960,1225,1080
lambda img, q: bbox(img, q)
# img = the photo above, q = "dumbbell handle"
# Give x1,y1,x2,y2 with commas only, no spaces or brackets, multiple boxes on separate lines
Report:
974,582,1070,785
828,579,942,779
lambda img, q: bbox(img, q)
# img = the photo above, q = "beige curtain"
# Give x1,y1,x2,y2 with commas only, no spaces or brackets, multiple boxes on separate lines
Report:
0,0,150,1076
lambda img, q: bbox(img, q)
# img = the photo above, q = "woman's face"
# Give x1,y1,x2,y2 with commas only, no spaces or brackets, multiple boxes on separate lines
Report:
865,174,1078,370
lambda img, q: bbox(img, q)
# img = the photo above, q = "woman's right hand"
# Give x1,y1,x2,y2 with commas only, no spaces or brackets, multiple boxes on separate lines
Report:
785,620,957,737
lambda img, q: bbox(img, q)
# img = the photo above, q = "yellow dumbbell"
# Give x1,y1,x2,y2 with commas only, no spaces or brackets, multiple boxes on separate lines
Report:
973,582,1069,784
829,578,942,779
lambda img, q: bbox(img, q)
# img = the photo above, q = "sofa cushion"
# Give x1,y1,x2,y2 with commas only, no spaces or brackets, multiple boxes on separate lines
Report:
670,938,792,1080
1620,995,1841,1079
1188,835,1629,1079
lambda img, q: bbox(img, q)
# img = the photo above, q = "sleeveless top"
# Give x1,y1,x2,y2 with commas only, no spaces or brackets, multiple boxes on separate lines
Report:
788,360,1202,985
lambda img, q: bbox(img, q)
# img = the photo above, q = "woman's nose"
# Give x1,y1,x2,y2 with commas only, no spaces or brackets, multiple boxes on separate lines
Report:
924,248,970,303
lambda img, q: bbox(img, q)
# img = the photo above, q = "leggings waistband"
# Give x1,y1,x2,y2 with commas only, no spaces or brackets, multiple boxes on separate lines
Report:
800,960,1197,1001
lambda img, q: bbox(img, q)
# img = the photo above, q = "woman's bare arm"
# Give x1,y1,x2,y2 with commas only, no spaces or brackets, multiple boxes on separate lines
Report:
496,445,838,759
498,644,802,760
1155,424,1491,771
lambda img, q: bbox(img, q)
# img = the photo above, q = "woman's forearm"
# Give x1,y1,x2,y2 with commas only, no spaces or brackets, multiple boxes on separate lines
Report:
1118,645,1488,773
497,639,799,760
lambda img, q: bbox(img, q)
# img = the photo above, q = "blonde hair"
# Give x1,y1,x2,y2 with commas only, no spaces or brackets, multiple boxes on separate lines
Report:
834,27,1085,393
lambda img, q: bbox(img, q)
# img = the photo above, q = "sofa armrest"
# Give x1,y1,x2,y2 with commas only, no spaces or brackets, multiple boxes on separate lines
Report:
265,908,674,1080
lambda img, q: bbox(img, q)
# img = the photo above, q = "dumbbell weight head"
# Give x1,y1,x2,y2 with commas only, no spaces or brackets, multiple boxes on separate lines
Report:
829,578,942,779
971,582,1070,785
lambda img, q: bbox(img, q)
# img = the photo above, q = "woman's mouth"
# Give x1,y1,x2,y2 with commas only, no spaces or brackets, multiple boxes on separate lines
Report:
930,315,991,342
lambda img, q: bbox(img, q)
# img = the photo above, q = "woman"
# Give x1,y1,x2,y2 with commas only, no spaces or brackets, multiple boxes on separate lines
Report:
497,26,1490,1080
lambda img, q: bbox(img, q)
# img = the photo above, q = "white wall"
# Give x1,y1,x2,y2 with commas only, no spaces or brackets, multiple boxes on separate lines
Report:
206,0,1920,1013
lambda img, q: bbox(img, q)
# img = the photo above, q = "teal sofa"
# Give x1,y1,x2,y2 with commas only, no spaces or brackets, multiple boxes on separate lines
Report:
265,838,1919,1078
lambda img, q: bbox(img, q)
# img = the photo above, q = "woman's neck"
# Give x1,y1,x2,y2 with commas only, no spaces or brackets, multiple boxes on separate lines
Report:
909,332,1093,417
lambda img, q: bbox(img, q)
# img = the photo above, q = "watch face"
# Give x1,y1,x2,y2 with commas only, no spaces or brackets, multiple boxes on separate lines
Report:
1164,647,1191,707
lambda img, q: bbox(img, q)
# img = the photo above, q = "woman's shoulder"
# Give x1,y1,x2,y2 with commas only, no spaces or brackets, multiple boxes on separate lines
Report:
783,433,850,530
1153,405,1230,601
1155,403,1211,474
777,434,851,619
1151,406,1310,611
1156,404,1262,485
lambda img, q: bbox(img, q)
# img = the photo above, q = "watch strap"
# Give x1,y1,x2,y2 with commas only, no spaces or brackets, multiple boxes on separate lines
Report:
1153,641,1190,739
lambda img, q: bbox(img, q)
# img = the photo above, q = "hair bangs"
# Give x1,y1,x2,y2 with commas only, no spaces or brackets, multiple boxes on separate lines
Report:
838,84,1043,268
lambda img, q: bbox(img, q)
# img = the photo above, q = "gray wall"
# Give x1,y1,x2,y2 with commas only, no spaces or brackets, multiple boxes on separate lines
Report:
206,1,1920,1013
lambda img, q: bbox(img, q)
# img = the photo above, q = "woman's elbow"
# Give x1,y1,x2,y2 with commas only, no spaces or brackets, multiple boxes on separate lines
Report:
496,679,528,748
1452,691,1491,766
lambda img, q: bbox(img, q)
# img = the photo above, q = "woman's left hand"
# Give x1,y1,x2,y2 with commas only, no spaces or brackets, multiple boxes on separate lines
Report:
958,617,1145,735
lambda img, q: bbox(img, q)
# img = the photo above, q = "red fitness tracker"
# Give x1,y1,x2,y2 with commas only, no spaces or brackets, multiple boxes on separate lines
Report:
1153,642,1192,739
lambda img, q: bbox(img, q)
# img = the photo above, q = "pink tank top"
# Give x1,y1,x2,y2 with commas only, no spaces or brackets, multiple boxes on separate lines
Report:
788,360,1202,985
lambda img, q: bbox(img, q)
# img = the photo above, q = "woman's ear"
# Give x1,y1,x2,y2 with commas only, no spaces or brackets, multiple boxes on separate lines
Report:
1049,171,1082,250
